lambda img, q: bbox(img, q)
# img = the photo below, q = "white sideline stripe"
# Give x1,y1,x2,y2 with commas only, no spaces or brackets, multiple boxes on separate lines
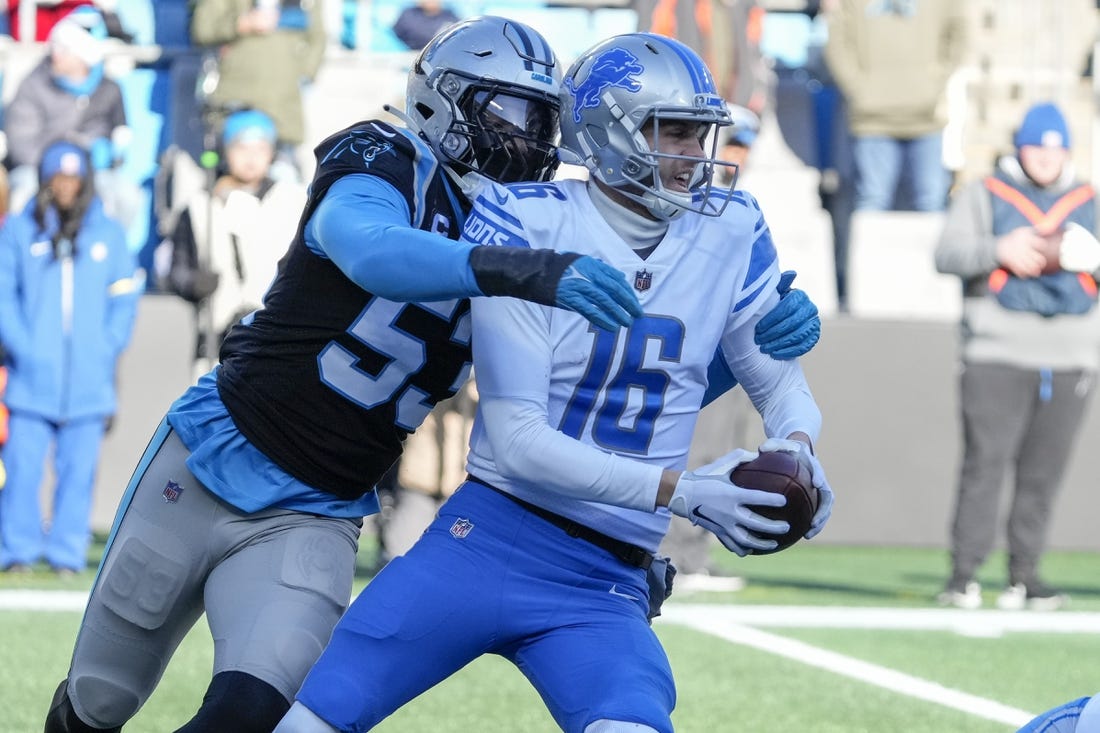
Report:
0,590,88,611
660,606,1035,727
666,603,1100,635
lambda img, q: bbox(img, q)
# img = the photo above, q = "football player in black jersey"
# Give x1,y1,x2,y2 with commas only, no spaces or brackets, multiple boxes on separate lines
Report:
46,16,820,733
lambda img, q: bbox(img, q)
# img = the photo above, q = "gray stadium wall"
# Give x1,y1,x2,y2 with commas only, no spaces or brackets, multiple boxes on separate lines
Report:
90,296,1100,551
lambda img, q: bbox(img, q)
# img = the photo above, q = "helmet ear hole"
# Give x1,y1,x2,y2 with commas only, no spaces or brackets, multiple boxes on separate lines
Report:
415,102,435,121
585,124,608,147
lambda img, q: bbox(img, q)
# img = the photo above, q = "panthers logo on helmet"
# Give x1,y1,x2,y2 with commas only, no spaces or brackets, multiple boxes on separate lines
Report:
565,48,644,123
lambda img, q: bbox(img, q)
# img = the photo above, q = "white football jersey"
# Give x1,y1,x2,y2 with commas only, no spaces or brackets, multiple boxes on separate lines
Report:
464,179,820,551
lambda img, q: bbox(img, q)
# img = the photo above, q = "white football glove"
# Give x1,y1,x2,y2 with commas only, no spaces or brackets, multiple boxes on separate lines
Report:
758,438,834,540
1059,223,1100,273
668,448,789,557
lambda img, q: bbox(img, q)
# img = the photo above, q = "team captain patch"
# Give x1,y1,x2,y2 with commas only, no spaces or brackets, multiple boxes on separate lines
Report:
162,480,184,503
450,518,474,539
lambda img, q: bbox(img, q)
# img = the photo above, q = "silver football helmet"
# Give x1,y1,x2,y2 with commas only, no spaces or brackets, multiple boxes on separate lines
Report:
405,16,562,185
559,33,734,220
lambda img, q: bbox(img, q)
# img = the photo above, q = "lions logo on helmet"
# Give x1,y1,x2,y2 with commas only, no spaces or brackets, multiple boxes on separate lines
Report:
559,33,735,221
565,48,644,124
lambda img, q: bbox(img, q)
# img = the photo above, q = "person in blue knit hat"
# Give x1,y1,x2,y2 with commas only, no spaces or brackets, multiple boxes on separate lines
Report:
163,108,307,378
1014,102,1071,150
934,101,1100,611
0,139,140,576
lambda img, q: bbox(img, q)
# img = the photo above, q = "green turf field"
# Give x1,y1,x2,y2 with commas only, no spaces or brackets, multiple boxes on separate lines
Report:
2,543,1097,732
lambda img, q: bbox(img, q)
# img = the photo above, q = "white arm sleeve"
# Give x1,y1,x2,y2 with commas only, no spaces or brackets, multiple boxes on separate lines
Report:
722,289,822,443
471,294,663,512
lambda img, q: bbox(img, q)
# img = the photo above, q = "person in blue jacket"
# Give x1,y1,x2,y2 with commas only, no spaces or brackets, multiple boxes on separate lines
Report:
0,139,140,576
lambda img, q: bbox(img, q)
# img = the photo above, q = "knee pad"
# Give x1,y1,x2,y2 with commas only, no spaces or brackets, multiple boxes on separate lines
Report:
584,721,661,733
44,679,122,733
174,671,290,733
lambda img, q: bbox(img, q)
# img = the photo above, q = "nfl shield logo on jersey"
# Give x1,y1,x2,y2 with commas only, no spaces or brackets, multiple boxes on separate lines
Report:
450,518,474,539
634,269,652,292
162,480,183,503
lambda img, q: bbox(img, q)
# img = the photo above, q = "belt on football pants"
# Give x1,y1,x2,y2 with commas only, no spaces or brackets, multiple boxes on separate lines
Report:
466,474,654,570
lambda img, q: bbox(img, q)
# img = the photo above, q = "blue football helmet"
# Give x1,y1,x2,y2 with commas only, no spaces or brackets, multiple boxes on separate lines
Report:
559,33,734,220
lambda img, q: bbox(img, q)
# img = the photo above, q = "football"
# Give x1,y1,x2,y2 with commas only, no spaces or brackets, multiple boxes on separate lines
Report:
730,450,819,554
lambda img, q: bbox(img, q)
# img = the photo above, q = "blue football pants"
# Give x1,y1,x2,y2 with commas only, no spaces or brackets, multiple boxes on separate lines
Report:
296,480,676,732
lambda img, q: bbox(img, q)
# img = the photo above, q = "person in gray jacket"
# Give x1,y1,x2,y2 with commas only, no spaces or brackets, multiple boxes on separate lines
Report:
4,7,142,249
934,102,1100,611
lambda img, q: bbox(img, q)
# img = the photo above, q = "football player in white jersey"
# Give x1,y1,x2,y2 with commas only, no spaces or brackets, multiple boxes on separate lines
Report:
275,33,833,733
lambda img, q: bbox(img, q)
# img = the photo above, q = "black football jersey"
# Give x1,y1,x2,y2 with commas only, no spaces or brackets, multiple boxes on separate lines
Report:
217,121,470,500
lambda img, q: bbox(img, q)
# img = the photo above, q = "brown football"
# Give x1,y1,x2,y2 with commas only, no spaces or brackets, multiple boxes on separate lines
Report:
730,450,819,554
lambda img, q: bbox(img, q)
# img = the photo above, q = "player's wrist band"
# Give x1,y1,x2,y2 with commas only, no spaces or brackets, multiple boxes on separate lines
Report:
468,246,580,306
465,474,654,570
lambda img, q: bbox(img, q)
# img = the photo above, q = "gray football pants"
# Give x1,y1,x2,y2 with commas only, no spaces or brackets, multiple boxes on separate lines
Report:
949,363,1093,584
61,424,361,730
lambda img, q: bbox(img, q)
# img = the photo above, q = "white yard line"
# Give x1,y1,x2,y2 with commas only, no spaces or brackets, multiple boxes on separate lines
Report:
665,603,1100,636
0,589,88,611
659,604,1059,728
5,591,1097,727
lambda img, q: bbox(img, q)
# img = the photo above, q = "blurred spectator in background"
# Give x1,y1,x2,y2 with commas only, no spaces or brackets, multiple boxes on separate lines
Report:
190,0,327,183
391,0,459,51
711,0,768,114
716,102,759,185
824,0,967,212
934,102,1100,612
634,0,770,114
161,109,306,378
0,140,140,576
3,6,143,249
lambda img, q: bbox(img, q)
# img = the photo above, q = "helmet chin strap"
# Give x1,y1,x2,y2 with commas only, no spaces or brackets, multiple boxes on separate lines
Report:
446,169,486,198
383,103,417,132
643,192,691,220
613,171,694,221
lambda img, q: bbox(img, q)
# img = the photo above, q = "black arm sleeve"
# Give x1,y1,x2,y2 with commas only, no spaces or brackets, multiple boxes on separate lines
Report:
468,246,581,307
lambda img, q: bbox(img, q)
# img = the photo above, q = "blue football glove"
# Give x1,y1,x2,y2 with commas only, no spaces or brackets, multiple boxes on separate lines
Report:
758,438,834,540
754,270,820,359
556,255,644,331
